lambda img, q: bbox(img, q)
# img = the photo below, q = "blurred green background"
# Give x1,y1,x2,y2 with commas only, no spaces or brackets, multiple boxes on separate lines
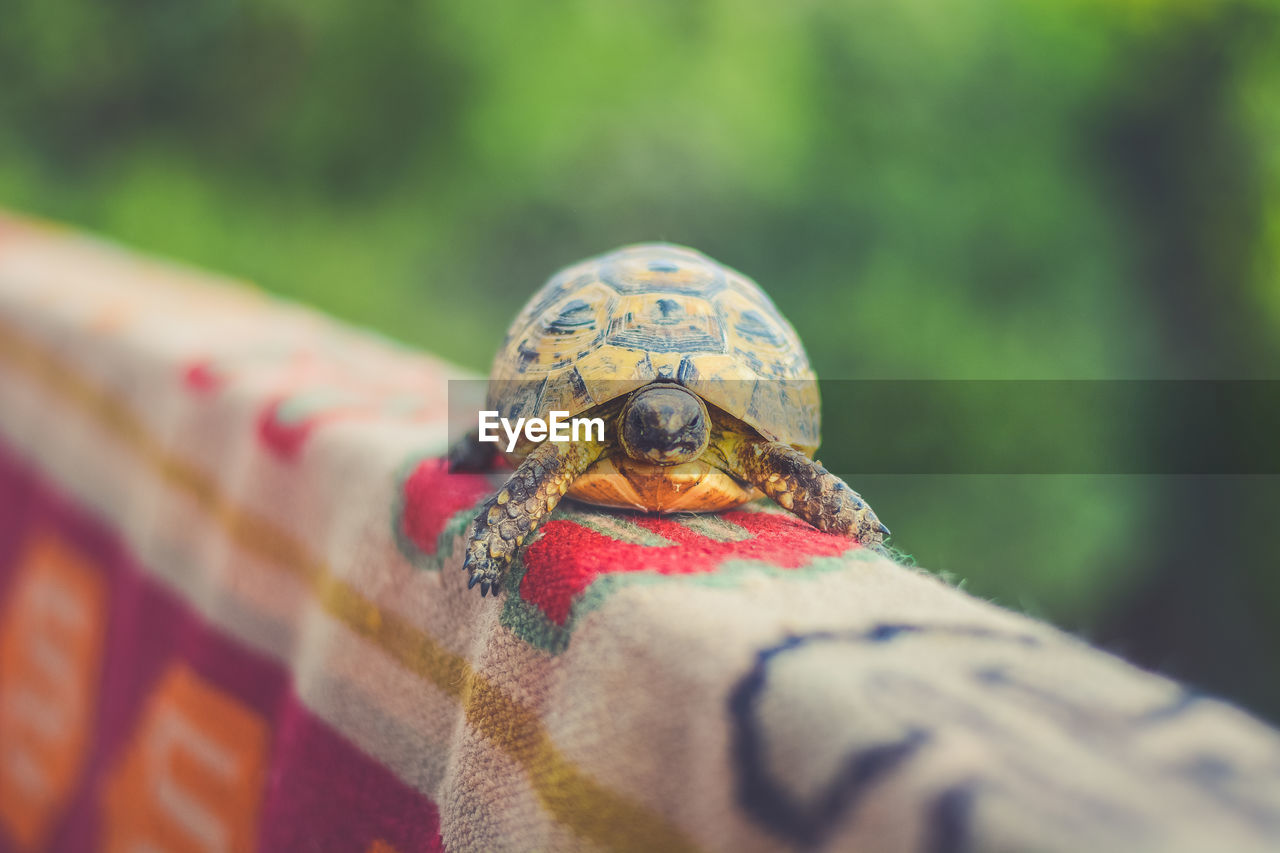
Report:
2,1,1278,717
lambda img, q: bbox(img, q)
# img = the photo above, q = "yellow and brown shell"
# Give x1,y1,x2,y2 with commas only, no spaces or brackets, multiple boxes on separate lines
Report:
487,243,822,511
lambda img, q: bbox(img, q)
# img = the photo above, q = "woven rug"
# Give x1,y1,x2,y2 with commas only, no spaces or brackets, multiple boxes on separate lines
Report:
1,213,1278,852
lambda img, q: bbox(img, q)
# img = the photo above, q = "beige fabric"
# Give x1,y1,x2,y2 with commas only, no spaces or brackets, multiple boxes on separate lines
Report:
0,212,1277,852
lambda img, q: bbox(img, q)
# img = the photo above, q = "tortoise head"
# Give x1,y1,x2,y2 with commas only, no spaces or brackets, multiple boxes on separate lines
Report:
618,384,710,466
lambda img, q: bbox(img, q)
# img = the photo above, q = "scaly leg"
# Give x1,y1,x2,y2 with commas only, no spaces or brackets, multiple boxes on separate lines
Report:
714,431,890,553
463,439,605,596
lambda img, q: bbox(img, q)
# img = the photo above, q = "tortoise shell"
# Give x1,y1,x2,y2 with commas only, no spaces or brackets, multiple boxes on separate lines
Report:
487,243,821,511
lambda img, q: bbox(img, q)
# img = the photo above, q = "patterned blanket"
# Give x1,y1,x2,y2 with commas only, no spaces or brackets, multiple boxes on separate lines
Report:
1,213,1279,852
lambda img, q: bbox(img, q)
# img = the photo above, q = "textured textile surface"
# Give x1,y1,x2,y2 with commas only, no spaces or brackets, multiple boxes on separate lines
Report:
1,212,1279,852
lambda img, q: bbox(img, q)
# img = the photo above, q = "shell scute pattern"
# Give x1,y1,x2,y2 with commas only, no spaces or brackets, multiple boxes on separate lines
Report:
488,243,821,450
606,292,725,354
598,244,729,296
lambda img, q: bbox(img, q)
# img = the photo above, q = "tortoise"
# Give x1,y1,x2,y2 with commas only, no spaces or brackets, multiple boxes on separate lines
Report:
449,243,889,596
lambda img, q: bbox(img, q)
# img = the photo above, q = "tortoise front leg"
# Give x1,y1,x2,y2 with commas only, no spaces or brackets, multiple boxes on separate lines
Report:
463,438,605,597
715,433,890,553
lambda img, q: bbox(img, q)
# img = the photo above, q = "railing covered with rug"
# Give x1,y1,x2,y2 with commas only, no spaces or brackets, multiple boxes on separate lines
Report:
1,212,1278,852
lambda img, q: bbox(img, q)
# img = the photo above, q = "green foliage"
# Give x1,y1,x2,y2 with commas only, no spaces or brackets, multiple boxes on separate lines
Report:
2,0,1278,714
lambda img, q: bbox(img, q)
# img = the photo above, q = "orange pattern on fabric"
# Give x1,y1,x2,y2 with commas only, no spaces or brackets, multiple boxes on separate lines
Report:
0,531,108,851
0,303,701,852
100,663,269,853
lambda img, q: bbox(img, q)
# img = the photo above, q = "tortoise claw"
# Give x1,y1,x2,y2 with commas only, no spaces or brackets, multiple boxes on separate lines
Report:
464,550,506,598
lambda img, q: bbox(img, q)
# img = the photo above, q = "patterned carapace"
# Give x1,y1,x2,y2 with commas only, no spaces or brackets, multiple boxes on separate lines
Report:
486,243,821,453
